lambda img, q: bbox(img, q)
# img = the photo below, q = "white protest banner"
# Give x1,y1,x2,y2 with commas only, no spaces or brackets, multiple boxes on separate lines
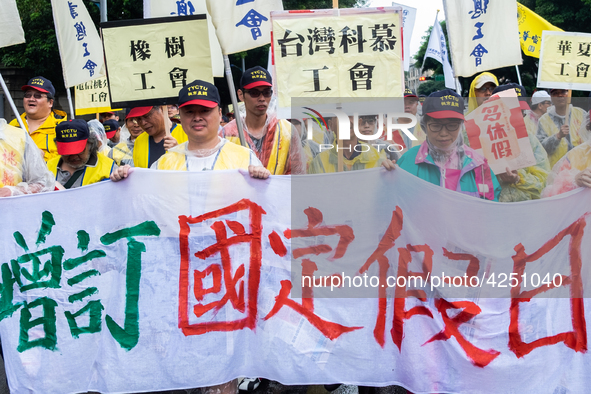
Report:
51,0,104,87
392,2,416,72
74,76,121,116
423,14,456,89
465,90,536,174
205,0,283,55
443,0,522,78
538,31,591,90
272,7,404,117
143,0,224,78
101,16,212,108
1,169,591,393
0,0,25,48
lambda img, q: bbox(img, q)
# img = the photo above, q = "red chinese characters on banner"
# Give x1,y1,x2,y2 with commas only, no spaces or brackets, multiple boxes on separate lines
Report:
264,207,362,340
178,199,265,336
509,213,589,358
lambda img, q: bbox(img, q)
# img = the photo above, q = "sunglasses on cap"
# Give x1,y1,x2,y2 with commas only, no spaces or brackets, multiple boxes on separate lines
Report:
245,88,273,98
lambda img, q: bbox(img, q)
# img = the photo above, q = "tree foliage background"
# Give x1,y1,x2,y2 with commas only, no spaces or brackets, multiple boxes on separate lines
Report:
414,0,591,97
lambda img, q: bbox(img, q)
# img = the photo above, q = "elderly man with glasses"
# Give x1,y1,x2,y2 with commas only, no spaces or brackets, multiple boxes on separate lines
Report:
536,88,589,168
9,76,67,162
221,66,304,175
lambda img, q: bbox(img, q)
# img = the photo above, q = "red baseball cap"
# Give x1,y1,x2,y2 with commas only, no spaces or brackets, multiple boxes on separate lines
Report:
55,120,89,155
127,106,153,118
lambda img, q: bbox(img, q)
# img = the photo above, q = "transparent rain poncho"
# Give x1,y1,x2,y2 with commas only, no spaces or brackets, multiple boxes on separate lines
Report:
542,139,591,198
87,119,111,155
0,119,55,196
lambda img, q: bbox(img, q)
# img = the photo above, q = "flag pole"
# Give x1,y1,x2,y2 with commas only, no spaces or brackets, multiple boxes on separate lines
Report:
333,0,343,172
515,65,523,86
0,71,26,130
439,4,462,95
224,54,247,147
66,88,75,119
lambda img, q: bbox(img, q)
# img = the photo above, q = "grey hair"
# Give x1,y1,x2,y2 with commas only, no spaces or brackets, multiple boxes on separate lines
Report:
86,133,100,156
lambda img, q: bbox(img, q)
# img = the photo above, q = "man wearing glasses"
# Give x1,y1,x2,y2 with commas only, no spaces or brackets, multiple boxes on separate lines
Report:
9,76,67,162
126,106,184,168
536,88,589,168
221,66,303,174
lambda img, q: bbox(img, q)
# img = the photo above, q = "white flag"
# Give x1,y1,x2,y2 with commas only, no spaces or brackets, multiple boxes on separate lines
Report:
143,0,224,78
0,0,25,48
392,2,416,72
443,0,522,78
206,0,283,54
423,15,456,90
51,0,104,87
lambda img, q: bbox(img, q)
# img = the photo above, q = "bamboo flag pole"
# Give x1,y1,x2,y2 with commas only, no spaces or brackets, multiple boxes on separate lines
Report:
0,72,26,130
333,0,344,172
224,55,247,147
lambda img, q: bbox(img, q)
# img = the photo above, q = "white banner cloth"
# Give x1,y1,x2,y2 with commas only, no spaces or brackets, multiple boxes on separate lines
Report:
423,14,455,89
0,0,25,48
206,0,283,54
0,169,590,393
443,0,522,78
51,0,104,87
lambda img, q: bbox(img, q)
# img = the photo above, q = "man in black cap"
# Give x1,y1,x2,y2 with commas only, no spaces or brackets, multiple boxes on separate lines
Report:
221,66,304,175
486,84,550,202
47,119,117,189
111,79,269,180
103,118,121,148
9,76,67,162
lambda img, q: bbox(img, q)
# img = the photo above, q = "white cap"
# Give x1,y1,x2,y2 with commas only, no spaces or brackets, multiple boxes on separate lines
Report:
532,90,551,105
474,75,498,89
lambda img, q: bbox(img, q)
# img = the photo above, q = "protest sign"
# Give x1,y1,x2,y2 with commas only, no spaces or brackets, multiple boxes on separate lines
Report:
271,7,404,116
0,0,25,48
51,0,105,87
538,31,591,91
444,0,522,78
392,2,416,72
516,2,562,58
206,0,283,55
143,0,224,77
1,169,591,393
101,15,212,108
74,76,120,116
465,90,536,174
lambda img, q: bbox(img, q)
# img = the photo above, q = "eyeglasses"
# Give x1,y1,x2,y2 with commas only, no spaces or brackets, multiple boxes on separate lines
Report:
427,122,461,132
24,92,47,99
245,89,273,98
359,116,376,124
475,86,495,94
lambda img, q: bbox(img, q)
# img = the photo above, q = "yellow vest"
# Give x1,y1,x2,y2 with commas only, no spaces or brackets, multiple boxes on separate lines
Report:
308,143,385,173
538,106,586,168
10,110,67,162
156,141,252,171
226,119,291,175
133,124,187,168
47,152,115,187
0,125,27,186
109,141,133,166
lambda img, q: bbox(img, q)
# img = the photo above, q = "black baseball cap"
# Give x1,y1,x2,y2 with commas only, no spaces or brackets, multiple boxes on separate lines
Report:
404,88,418,98
240,66,272,90
55,119,89,155
22,76,55,97
492,83,530,111
422,89,465,120
103,119,120,139
178,79,220,108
